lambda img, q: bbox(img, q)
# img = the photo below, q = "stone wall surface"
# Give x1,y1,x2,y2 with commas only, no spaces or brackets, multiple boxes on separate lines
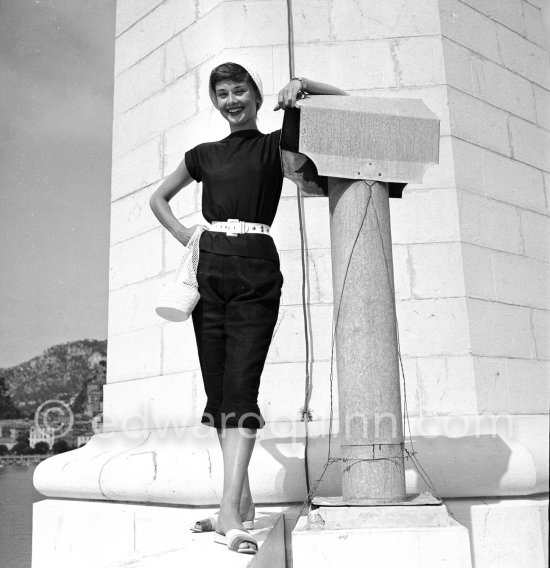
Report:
438,0,549,418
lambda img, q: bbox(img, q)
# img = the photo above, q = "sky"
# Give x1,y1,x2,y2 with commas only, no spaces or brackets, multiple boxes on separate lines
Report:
0,0,116,368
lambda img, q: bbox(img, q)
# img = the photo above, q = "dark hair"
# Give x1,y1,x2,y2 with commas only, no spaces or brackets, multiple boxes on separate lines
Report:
210,62,261,109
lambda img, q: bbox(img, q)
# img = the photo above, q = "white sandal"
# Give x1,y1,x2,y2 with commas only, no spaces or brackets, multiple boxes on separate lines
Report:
214,529,258,554
189,514,254,533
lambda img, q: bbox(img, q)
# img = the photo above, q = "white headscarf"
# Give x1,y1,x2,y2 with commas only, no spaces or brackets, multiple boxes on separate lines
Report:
208,62,264,110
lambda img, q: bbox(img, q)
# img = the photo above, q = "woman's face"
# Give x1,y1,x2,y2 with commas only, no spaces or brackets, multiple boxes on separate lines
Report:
214,79,260,131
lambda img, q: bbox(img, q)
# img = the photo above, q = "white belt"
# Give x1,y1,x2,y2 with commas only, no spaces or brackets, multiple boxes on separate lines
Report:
209,219,271,238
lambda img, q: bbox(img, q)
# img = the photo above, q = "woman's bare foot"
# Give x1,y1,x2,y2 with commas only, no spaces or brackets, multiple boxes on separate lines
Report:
217,504,246,535
217,503,257,553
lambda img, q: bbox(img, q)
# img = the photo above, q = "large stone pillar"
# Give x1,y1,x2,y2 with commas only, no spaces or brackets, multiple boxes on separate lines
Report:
329,178,406,501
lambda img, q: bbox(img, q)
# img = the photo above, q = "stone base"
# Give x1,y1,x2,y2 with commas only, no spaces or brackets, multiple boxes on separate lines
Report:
292,503,472,568
31,500,285,568
446,495,549,568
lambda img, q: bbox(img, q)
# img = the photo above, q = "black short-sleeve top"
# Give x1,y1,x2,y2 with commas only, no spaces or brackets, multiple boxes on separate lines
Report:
185,129,285,262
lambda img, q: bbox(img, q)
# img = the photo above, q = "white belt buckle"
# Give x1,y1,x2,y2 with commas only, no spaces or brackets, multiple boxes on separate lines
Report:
226,218,242,237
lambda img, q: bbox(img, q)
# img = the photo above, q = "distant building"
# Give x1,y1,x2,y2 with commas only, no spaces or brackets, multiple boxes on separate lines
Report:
29,425,55,449
76,434,93,448
85,359,106,417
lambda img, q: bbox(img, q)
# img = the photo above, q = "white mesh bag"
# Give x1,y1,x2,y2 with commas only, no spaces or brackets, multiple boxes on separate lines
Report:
155,226,206,322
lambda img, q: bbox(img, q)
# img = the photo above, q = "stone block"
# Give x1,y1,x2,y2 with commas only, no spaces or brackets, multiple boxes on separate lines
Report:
524,0,545,8
32,500,286,568
458,190,523,254
459,0,525,34
522,210,550,262
448,88,511,156
392,245,412,300
297,94,439,182
110,187,160,245
533,84,550,131
102,372,199,432
390,188,461,244
442,38,475,94
471,53,537,122
352,86,450,136
113,73,196,157
107,325,162,382
108,274,172,336
258,361,339,423
330,0,441,41
115,0,196,75
279,248,334,306
473,356,510,414
493,251,550,309
162,112,213,174
271,196,331,251
545,172,550,210
220,0,287,49
446,497,549,568
440,0,500,62
461,243,497,300
481,149,547,212
111,136,163,201
162,318,201,374
467,298,536,358
31,415,549,503
266,304,333,363
163,7,226,85
396,298,471,357
109,229,163,290
393,36,446,87
497,25,550,89
292,516,472,568
532,308,550,359
115,0,165,37
293,41,397,90
451,137,484,193
405,135,455,190
198,0,223,17
399,356,420,417
291,0,331,43
409,242,466,299
113,48,164,117
32,500,136,568
523,2,548,47
509,115,550,171
416,356,477,415
507,359,550,414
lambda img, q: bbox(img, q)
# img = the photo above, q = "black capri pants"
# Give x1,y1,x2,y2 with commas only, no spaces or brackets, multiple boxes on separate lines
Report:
191,250,283,429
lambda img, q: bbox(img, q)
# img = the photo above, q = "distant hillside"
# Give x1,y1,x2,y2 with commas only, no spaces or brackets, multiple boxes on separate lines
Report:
0,339,107,418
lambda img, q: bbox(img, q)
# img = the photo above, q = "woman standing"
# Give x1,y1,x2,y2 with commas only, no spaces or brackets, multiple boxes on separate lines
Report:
149,62,345,554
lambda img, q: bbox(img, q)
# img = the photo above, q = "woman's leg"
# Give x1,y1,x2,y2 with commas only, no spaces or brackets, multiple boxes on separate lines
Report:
216,430,255,522
216,427,257,537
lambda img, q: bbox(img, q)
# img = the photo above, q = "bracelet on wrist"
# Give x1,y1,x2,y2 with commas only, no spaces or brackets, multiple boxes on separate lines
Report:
291,76,307,93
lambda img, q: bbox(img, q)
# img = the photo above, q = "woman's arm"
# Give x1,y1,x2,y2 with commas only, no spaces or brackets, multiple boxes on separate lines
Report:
274,78,347,111
149,158,198,246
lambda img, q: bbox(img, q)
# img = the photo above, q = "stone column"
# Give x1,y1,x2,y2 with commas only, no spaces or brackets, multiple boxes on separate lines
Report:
329,178,405,501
